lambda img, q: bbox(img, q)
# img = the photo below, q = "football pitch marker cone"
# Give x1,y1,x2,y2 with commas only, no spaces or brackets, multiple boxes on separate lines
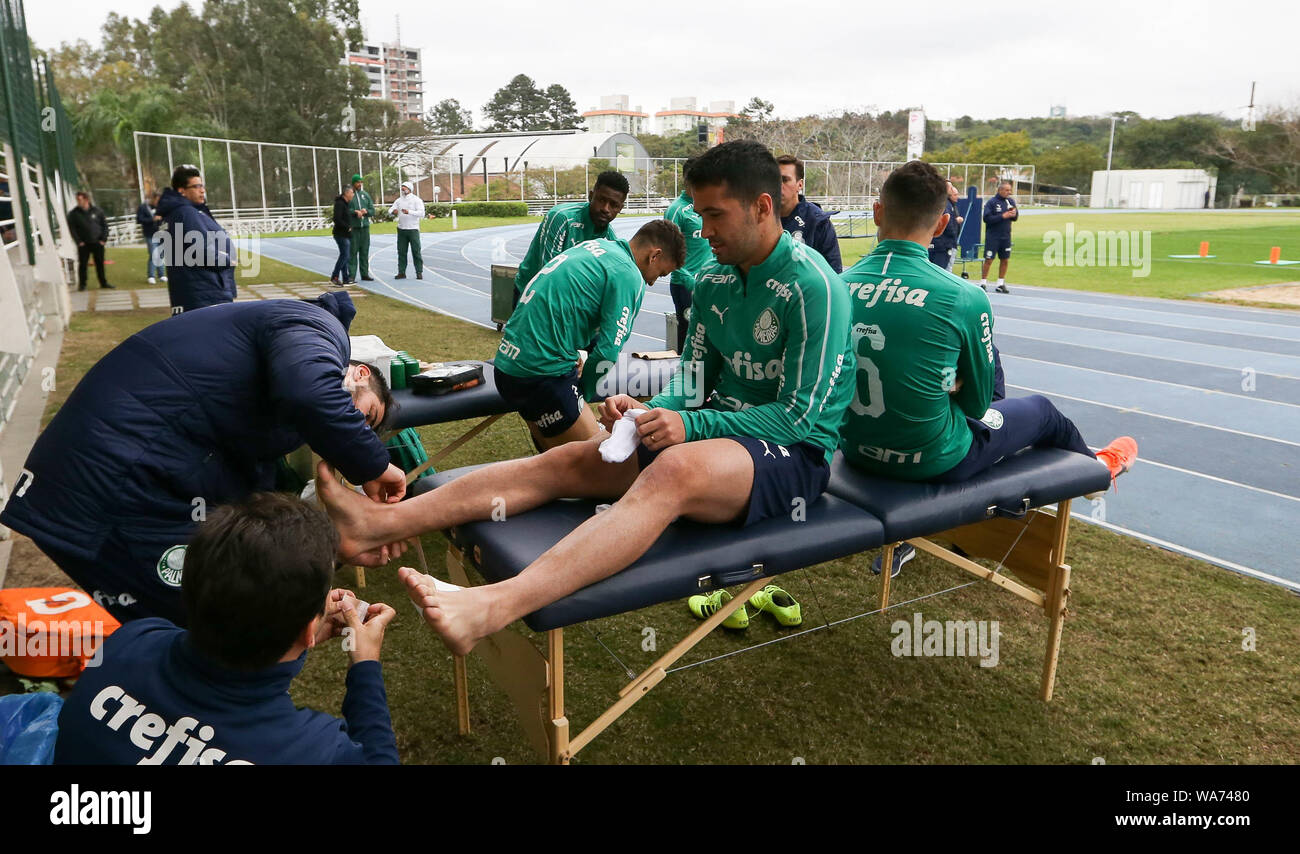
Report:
1200,241,1210,257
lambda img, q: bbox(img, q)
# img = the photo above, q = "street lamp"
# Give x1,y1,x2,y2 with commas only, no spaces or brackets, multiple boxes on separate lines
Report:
1105,114,1127,208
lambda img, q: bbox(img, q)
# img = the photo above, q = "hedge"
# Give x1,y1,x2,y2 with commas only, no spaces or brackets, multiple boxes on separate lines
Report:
424,201,530,218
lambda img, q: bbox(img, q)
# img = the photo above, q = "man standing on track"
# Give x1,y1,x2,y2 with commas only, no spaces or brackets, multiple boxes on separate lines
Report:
349,174,375,282
980,179,1017,293
389,181,424,280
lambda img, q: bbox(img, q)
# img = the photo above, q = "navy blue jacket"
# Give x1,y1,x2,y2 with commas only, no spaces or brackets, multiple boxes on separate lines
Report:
781,197,842,273
982,195,1018,239
156,187,237,311
135,202,159,239
931,200,961,251
0,294,391,563
54,619,399,764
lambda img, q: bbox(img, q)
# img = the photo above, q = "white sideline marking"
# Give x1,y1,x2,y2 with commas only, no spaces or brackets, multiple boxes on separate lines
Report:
997,315,1300,362
996,331,1300,380
1071,513,1300,593
1008,383,1300,449
1084,451,1300,504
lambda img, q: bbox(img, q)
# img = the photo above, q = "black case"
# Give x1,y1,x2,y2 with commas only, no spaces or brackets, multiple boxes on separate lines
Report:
410,362,484,396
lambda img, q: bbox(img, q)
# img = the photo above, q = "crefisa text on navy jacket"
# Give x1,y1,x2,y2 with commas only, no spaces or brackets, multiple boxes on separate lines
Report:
780,196,843,273
0,293,391,562
54,619,399,765
982,195,1018,239
155,187,238,311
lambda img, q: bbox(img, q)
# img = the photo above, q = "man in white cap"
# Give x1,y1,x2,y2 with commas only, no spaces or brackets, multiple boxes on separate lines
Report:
389,181,425,280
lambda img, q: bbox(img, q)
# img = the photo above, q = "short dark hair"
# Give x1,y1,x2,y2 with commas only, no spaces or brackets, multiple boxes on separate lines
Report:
171,166,202,191
879,160,949,234
183,493,338,671
776,154,804,181
685,140,781,215
631,219,686,269
75,190,89,200
593,170,629,197
349,359,395,431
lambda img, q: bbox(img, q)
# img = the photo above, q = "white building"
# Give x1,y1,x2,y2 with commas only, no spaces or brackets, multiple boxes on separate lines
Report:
581,95,650,136
1090,168,1217,209
654,97,737,139
344,41,424,122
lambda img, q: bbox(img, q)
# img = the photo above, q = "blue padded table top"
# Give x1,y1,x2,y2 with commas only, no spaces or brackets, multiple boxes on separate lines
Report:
389,361,508,430
389,355,682,431
826,448,1111,543
411,465,884,632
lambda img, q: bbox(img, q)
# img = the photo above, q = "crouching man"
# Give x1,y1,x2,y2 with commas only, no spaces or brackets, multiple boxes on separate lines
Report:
317,140,854,658
496,219,684,450
54,494,399,765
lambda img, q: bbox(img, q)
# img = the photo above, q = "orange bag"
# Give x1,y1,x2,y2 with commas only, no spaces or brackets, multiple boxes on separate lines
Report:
0,588,121,678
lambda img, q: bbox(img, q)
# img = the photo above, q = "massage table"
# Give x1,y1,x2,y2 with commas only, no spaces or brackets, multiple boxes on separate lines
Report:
409,447,1111,764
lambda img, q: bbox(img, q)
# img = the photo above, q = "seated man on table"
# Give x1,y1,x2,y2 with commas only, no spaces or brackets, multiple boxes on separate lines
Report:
54,494,399,765
317,140,854,657
838,160,1138,576
496,219,685,450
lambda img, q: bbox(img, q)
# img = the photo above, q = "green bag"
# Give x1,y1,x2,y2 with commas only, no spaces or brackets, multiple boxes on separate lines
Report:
385,427,433,479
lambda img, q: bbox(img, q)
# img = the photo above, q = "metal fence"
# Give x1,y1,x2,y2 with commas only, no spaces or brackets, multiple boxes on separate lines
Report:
0,0,77,459
134,130,1036,228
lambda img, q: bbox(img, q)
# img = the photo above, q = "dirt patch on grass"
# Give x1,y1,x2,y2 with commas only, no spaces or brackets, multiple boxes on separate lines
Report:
1200,282,1300,307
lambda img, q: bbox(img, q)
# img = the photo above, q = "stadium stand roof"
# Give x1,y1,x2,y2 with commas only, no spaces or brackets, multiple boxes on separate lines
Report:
423,130,648,172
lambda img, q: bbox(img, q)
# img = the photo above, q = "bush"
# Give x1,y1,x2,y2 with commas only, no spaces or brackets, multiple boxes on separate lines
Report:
424,201,528,218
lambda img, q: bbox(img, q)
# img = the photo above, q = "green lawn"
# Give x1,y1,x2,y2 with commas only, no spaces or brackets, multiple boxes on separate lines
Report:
840,210,1300,302
91,246,334,292
14,243,1300,765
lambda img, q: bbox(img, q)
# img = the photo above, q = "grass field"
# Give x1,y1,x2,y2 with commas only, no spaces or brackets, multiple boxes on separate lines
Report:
257,214,540,239
840,210,1300,302
14,231,1300,764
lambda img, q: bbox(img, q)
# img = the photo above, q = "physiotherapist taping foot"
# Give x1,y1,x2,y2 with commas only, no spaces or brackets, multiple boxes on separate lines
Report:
316,141,854,657
0,294,407,624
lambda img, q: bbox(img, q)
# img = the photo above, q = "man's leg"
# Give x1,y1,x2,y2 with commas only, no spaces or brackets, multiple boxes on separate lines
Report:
92,244,108,286
77,245,90,289
528,405,603,451
358,229,371,278
933,395,1095,484
410,230,423,275
992,343,1006,402
669,282,692,353
395,229,408,276
349,232,361,280
317,436,643,562
397,438,757,655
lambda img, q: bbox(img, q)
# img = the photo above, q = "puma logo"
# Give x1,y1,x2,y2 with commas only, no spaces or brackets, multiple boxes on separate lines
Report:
711,304,729,323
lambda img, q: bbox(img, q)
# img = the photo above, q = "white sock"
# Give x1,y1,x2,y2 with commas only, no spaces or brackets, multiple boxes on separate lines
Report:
599,408,647,463
997,278,1005,286
980,279,987,285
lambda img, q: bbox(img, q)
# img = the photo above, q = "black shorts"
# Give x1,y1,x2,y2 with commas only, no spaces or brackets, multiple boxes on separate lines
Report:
493,366,584,437
984,236,1012,260
636,435,830,527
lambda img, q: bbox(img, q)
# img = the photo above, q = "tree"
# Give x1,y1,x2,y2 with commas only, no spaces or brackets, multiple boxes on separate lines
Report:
1204,105,1300,193
1035,142,1105,191
1118,115,1227,169
482,74,549,132
425,98,473,135
542,84,582,130
968,131,1033,164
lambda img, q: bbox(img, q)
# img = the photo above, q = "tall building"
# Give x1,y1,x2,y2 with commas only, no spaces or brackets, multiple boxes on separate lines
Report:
655,97,737,139
344,41,424,122
581,95,650,135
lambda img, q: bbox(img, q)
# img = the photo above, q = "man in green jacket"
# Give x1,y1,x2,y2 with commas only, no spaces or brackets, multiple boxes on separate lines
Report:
514,171,629,306
316,141,854,658
348,174,375,282
663,169,714,351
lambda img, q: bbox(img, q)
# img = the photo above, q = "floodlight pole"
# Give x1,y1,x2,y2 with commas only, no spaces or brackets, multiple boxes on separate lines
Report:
1105,114,1124,208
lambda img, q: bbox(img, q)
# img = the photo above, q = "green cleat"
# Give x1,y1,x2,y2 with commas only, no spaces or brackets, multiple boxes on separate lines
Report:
748,584,802,627
687,589,749,630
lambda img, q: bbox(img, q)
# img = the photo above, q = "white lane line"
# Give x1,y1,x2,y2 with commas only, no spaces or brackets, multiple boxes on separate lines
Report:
1000,281,1300,322
1071,513,1300,593
1000,294,1300,337
996,330,1300,380
1007,383,1300,448
358,272,496,331
1005,354,1300,410
1092,455,1300,503
997,315,1300,363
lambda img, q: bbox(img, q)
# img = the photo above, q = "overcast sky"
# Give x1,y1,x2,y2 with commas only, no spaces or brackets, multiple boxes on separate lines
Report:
30,0,1300,127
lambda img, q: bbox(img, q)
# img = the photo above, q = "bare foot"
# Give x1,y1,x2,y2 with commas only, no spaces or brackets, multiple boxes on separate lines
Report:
398,567,499,656
315,460,401,564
